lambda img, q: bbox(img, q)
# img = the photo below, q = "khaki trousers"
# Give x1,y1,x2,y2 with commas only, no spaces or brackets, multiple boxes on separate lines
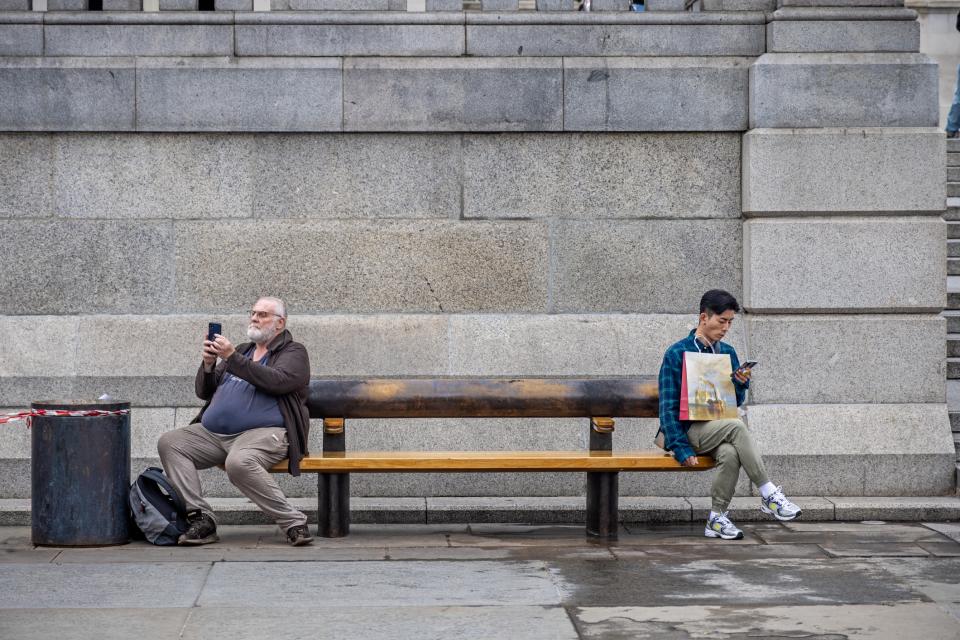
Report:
157,423,307,531
686,418,770,514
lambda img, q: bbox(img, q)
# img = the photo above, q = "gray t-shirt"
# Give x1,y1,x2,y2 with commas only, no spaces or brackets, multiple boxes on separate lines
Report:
201,348,284,436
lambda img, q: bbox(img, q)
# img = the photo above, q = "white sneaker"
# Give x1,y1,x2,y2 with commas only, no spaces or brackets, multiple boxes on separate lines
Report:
760,486,802,521
704,511,743,540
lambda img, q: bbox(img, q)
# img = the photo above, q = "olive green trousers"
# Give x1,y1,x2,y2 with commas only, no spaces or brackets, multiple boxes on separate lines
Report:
686,418,770,514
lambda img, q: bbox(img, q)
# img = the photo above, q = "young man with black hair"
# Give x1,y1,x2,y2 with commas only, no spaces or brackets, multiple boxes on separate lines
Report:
657,289,801,540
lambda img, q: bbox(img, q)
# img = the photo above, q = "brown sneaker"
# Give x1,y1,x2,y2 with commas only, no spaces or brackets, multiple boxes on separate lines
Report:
178,510,219,546
286,524,314,546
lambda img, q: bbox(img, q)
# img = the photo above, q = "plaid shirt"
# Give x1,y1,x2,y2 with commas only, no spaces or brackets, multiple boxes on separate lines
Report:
658,329,749,464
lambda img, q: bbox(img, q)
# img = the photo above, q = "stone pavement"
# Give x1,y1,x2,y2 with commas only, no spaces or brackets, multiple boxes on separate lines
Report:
3,521,960,639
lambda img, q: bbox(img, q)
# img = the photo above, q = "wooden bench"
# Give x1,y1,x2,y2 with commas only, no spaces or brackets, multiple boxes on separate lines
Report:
270,377,715,540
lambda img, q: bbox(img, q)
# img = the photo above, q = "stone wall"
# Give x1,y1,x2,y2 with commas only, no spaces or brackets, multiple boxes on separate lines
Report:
0,6,952,499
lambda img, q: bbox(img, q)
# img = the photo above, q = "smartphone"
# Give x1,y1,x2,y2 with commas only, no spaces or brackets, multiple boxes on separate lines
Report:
739,360,758,371
207,322,222,342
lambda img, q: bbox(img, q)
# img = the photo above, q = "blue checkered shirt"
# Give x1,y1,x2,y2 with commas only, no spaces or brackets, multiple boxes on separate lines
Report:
658,329,749,464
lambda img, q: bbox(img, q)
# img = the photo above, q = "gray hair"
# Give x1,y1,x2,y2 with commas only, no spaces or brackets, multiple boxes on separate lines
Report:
258,296,287,319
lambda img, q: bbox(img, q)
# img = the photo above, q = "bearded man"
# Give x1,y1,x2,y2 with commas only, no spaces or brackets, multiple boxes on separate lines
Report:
157,296,313,546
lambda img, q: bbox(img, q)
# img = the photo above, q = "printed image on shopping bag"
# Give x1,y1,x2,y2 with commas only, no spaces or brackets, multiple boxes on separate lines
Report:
682,352,738,421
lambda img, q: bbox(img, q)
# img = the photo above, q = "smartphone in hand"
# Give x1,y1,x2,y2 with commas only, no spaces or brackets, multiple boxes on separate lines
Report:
739,360,758,371
207,322,222,342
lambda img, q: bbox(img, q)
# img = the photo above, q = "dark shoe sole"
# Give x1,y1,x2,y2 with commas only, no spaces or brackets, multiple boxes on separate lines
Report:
289,536,314,547
178,533,220,546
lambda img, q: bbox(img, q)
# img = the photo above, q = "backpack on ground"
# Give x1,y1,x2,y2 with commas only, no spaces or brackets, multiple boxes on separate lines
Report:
129,467,189,545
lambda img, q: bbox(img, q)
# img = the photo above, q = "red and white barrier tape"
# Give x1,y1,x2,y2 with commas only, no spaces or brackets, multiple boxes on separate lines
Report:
0,409,130,427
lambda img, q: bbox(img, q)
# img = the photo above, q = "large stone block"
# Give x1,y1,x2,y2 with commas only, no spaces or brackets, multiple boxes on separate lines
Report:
447,314,745,376
0,135,52,218
563,57,749,131
235,18,464,56
702,0,775,9
0,58,135,132
550,219,741,312
51,134,254,219
462,132,740,219
742,128,945,214
174,220,549,313
0,317,79,377
465,20,765,57
44,25,234,57
782,0,904,6
0,0,30,8
745,314,945,404
73,313,449,379
0,25,41,56
251,134,461,219
0,220,174,314
746,403,955,496
281,0,388,7
136,58,342,132
744,217,946,312
749,53,938,128
766,8,920,53
343,58,563,132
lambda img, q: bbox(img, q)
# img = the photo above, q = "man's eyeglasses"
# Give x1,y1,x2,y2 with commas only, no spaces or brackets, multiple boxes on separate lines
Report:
249,310,282,320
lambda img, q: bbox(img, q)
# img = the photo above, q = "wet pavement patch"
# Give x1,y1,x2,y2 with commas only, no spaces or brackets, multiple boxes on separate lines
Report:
546,557,923,607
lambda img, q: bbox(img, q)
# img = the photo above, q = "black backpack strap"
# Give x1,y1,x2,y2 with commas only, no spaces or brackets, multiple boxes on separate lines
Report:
140,467,188,517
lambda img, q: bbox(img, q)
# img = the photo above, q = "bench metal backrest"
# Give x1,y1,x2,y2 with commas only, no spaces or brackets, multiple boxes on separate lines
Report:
307,377,659,419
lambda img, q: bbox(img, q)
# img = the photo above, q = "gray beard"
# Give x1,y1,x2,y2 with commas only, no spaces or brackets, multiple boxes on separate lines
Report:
246,325,276,345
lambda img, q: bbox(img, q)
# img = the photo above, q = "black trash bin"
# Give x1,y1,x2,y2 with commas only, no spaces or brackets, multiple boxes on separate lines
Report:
31,400,131,546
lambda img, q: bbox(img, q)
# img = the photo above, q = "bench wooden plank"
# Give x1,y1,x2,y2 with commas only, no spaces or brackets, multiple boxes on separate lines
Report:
271,451,715,473
307,377,658,419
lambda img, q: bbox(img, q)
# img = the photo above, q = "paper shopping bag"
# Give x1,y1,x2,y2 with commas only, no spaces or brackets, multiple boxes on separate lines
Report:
682,351,738,421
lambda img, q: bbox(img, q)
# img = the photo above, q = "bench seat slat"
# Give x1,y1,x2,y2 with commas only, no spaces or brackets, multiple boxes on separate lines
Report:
271,451,715,473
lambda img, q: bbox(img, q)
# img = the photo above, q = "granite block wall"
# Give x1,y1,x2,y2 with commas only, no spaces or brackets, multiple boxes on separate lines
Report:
0,8,951,498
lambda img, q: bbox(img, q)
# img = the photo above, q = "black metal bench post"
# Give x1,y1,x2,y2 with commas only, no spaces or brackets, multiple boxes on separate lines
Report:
318,417,350,538
586,417,618,541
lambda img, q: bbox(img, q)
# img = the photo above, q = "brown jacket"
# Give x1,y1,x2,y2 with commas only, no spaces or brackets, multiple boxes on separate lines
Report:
191,329,311,476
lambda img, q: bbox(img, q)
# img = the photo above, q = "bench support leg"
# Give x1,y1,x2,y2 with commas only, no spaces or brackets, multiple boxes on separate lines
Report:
318,473,350,538
586,417,618,540
586,471,619,540
318,417,350,538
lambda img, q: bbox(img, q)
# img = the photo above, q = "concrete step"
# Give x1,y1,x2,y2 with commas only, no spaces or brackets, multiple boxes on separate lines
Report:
948,153,960,167
945,310,960,333
951,411,960,431
947,138,960,153
947,291,960,310
949,167,960,183
949,334,960,358
949,241,960,258
947,198,960,221
949,183,960,198
4,496,960,526
949,223,960,239
950,260,960,276
949,358,960,379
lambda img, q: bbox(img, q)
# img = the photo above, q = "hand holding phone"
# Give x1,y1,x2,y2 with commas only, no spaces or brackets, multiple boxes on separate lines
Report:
733,360,757,383
203,323,222,370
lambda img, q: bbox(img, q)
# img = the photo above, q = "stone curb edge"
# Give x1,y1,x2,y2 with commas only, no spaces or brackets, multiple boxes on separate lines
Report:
4,496,960,526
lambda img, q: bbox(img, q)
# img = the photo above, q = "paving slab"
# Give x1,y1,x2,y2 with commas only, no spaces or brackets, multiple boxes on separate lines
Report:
831,497,960,521
0,548,60,564
918,541,960,557
199,560,562,607
548,556,920,606
0,563,211,608
448,523,609,547
183,606,579,640
570,603,958,639
877,557,960,603
819,543,931,557
0,608,191,640
755,521,949,544
618,542,828,560
618,522,765,545
922,521,960,543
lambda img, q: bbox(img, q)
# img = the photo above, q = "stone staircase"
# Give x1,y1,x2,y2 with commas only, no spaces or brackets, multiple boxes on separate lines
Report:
947,138,960,480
